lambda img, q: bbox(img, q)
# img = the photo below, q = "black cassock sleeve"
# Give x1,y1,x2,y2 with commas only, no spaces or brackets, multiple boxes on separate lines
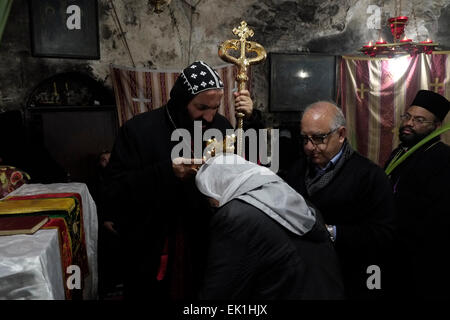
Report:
100,120,178,232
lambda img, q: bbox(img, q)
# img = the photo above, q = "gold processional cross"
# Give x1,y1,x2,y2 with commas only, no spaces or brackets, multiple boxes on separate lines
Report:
218,21,267,157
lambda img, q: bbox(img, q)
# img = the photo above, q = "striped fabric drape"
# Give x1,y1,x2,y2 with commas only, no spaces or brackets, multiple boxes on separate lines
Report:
110,63,242,128
340,52,450,167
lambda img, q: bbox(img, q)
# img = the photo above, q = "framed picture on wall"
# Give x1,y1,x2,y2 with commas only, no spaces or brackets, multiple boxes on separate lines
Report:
29,0,100,59
269,53,338,112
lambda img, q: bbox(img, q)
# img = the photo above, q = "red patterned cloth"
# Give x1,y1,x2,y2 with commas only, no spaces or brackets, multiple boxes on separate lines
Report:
0,166,30,198
340,52,450,166
5,193,89,300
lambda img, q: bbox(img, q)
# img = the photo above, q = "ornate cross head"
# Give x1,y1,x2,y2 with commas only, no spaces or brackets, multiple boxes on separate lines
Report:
233,21,254,42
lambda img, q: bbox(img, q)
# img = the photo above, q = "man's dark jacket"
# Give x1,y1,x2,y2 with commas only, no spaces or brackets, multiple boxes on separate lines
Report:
285,151,396,298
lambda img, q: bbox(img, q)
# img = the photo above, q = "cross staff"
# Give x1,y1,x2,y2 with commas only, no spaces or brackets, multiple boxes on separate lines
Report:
218,21,266,157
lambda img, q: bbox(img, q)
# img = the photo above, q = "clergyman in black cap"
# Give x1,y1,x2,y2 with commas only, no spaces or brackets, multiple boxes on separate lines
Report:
101,61,262,300
384,89,450,299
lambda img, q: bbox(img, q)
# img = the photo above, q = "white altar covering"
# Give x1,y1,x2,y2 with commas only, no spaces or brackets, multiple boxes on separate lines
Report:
0,229,65,299
0,183,98,300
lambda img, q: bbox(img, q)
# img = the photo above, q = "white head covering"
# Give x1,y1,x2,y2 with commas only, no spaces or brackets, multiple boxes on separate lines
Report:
195,154,316,236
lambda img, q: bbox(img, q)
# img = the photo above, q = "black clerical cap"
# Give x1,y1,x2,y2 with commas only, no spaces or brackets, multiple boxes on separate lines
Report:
410,90,450,121
169,61,224,108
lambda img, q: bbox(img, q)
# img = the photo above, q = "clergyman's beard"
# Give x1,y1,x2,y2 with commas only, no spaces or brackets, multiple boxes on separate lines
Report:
399,125,433,147
196,118,214,132
177,108,214,133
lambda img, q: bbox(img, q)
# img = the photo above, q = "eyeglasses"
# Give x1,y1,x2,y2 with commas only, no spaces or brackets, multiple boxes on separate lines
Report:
301,128,338,146
400,113,434,125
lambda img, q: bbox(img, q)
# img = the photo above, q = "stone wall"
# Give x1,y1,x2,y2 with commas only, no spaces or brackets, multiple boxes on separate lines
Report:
1,0,450,127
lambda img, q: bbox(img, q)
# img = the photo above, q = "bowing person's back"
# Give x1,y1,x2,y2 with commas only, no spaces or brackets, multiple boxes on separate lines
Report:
195,154,345,300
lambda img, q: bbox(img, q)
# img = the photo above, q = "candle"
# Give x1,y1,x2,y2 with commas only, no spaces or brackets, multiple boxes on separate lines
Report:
420,39,433,44
401,36,412,42
376,38,387,44
364,41,374,48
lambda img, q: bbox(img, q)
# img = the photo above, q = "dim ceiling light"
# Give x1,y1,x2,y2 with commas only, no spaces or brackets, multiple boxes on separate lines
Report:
296,70,310,79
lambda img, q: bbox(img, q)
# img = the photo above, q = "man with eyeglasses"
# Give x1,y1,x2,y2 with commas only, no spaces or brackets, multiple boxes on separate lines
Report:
384,90,450,299
285,101,395,299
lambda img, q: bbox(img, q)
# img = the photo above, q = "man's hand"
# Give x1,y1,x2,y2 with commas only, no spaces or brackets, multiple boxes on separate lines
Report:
172,157,204,180
234,89,253,119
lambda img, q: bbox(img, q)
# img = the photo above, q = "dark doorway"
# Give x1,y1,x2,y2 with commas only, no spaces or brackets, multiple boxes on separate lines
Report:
26,72,118,183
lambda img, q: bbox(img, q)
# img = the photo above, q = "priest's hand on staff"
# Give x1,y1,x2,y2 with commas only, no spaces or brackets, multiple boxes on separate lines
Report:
172,157,205,180
234,89,253,119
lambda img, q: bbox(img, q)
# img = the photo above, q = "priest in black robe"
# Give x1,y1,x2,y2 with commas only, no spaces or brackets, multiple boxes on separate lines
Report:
284,101,396,299
384,90,450,299
102,61,260,299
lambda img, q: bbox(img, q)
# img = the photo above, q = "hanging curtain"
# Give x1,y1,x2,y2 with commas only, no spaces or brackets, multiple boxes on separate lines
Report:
340,52,450,167
110,63,244,128
0,0,13,46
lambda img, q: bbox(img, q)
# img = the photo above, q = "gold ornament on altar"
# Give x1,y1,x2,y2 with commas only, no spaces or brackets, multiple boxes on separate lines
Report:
218,21,267,156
